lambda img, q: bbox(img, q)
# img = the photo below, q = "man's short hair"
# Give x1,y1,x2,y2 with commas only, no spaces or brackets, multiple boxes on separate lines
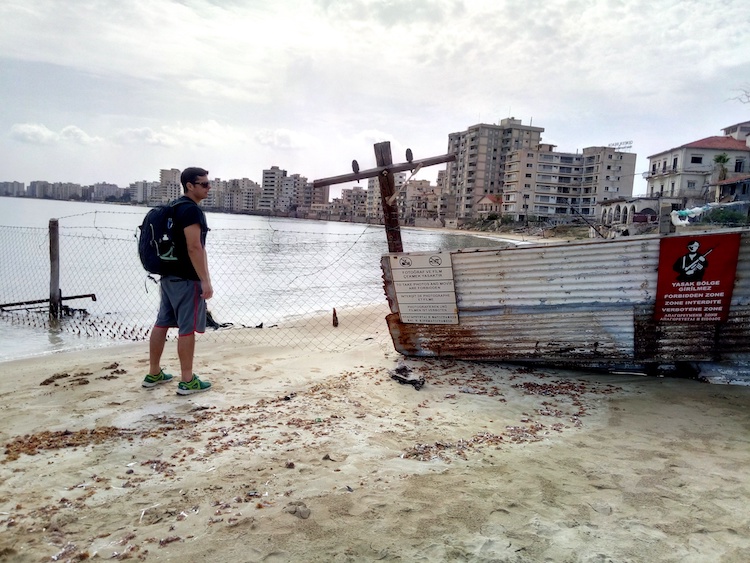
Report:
181,167,209,192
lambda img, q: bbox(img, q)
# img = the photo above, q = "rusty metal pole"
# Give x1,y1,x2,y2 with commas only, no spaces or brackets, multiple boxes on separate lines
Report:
374,141,403,253
49,218,61,321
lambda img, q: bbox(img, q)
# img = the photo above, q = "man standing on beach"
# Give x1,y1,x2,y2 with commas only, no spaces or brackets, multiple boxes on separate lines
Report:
143,167,213,395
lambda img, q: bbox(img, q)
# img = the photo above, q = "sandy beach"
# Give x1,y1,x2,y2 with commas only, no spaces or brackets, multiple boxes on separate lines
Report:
1,310,750,562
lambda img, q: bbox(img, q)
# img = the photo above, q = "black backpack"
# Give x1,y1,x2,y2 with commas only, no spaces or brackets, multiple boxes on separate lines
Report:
138,199,190,275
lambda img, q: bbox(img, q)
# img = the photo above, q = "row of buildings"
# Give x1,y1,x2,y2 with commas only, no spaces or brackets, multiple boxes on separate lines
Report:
445,118,637,224
3,119,749,228
597,120,750,232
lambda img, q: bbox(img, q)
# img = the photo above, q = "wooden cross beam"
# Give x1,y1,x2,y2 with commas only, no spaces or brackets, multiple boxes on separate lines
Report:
313,142,455,252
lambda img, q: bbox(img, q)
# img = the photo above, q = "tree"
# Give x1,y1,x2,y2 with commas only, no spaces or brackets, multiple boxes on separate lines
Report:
701,207,747,226
714,153,730,182
730,85,750,104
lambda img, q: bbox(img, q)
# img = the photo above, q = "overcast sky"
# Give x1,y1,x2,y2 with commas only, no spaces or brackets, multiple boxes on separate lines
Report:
2,0,749,197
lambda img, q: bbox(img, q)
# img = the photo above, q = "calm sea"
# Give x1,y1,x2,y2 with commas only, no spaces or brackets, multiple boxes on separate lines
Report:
0,197,512,363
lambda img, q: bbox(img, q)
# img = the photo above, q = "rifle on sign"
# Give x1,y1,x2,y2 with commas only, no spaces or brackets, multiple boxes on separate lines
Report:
683,248,713,276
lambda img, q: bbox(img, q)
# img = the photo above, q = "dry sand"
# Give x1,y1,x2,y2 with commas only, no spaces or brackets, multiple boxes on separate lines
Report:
1,312,750,563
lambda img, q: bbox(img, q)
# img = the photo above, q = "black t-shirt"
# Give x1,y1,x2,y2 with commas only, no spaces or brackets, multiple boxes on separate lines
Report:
164,196,209,280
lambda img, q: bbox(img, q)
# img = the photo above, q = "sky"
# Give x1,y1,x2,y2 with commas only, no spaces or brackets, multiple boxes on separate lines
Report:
1,0,749,198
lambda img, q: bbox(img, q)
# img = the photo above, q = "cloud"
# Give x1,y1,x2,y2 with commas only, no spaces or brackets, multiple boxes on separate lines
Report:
59,126,102,145
10,123,101,145
255,128,316,150
1,0,749,189
313,0,465,26
114,128,179,147
10,123,58,144
113,121,249,149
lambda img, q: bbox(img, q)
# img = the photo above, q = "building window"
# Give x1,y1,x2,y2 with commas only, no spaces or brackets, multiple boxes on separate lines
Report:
736,159,746,173
687,181,696,188
690,155,703,164
525,173,532,178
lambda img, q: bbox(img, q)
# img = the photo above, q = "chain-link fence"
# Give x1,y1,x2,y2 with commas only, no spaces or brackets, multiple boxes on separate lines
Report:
1,205,513,355
0,218,401,352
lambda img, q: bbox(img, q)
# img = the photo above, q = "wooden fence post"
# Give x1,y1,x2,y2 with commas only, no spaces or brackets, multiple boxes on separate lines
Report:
374,142,404,253
49,219,61,320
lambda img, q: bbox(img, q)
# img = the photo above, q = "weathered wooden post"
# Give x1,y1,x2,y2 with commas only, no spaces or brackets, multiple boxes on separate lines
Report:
374,142,403,253
49,219,62,321
313,143,455,253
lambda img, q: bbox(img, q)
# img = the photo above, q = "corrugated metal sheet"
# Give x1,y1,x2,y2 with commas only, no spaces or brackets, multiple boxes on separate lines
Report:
381,229,750,369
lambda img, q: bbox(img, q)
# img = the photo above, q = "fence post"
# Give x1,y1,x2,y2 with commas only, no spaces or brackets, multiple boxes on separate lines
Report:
49,219,61,320
374,141,404,253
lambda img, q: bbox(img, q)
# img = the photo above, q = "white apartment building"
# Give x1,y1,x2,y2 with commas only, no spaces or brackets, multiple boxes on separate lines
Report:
129,180,159,203
91,182,121,201
298,181,329,211
340,185,368,219
280,174,307,211
445,118,545,219
155,168,181,203
366,177,381,221
258,166,287,212
501,144,636,222
644,121,750,204
0,181,25,196
395,179,438,223
44,182,83,200
365,172,406,221
218,178,259,212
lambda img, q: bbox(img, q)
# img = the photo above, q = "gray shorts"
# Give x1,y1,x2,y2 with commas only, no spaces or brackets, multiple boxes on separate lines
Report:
155,276,206,336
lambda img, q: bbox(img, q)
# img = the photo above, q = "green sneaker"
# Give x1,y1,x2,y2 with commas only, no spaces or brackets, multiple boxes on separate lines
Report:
142,369,174,388
177,375,212,395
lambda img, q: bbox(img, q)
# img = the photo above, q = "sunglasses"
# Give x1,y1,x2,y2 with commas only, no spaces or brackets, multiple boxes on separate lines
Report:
193,181,211,188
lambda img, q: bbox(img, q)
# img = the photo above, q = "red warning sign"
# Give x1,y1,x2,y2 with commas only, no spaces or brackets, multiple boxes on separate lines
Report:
654,233,741,322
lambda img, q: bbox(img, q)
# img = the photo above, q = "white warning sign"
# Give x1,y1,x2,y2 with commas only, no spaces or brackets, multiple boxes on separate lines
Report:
389,252,458,324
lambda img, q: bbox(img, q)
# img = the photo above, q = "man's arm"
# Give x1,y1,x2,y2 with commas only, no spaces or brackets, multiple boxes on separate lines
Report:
184,223,213,300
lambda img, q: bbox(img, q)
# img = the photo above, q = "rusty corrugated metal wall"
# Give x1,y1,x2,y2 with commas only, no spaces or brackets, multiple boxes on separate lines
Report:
381,230,750,369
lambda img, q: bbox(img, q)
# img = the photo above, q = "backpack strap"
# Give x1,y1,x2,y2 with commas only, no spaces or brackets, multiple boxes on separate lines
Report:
169,197,192,208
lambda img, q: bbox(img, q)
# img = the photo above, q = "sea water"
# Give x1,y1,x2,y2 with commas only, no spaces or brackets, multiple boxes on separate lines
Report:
0,197,510,362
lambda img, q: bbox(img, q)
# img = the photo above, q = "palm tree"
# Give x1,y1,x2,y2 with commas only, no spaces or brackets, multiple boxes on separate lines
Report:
714,153,730,182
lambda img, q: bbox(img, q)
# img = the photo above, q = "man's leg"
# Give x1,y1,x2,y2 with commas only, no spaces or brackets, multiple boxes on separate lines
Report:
149,325,169,376
177,333,195,382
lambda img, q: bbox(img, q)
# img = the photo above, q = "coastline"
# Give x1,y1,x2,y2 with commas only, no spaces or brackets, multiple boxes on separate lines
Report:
1,307,749,561
402,224,575,246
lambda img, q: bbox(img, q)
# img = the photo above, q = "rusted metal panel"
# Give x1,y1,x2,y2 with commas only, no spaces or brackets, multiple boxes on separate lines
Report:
382,229,750,369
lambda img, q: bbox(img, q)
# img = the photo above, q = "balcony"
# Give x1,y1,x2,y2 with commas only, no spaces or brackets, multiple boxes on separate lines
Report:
642,164,714,179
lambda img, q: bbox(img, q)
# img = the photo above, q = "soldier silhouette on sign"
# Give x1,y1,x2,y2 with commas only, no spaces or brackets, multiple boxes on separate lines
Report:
673,240,711,281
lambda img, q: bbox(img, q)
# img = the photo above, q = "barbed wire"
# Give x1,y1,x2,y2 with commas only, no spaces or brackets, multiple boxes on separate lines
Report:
0,224,394,354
